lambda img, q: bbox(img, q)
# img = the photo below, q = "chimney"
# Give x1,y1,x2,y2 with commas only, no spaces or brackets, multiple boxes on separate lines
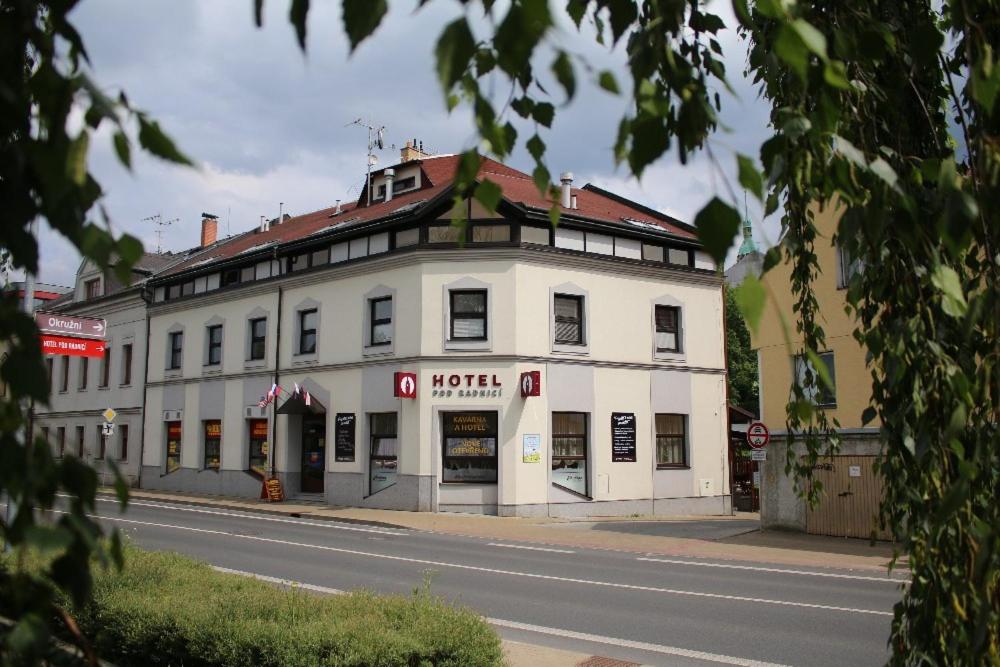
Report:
400,139,431,163
560,172,573,208
383,168,395,202
200,213,218,247
335,199,341,215
571,194,578,210
260,215,268,233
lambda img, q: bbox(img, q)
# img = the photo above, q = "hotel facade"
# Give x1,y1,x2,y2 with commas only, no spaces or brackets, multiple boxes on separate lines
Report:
139,150,732,516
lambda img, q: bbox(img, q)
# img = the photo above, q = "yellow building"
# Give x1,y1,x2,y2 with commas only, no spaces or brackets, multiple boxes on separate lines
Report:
752,203,886,538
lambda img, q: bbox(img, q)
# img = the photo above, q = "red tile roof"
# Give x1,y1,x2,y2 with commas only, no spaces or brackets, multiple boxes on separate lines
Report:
161,154,695,277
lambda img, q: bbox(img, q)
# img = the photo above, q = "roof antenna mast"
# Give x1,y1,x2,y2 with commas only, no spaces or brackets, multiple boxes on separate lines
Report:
346,118,385,206
141,213,179,254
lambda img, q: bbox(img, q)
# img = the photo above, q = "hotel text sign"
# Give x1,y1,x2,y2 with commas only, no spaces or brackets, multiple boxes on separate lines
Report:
431,373,503,398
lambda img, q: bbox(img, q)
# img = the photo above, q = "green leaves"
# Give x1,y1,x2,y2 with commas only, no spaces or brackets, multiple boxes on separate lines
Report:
342,0,387,53
138,116,193,166
66,130,90,185
737,154,763,201
289,0,309,50
435,19,476,91
693,197,741,265
494,1,551,76
551,50,575,101
474,179,503,213
732,275,767,336
930,265,967,318
598,70,619,94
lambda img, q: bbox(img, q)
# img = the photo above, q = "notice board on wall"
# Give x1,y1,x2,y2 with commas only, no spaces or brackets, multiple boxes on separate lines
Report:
611,412,637,462
334,413,356,462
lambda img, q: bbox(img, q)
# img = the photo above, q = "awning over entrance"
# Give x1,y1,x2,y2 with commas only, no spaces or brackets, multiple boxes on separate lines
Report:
276,392,326,415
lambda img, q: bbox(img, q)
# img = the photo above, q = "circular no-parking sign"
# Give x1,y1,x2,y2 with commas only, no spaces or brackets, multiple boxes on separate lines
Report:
747,421,770,449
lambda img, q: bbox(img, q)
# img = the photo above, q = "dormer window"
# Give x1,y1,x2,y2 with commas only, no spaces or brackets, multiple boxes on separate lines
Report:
84,278,101,299
376,176,417,200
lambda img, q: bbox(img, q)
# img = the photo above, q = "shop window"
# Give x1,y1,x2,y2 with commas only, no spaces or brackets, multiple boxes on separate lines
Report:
369,297,392,346
168,331,183,369
794,351,837,407
248,419,269,477
249,318,267,360
121,344,133,385
99,346,111,388
656,414,687,468
298,309,318,355
206,325,223,366
441,412,498,483
57,426,66,457
60,355,69,392
204,420,221,470
78,357,88,390
369,413,398,494
75,425,85,458
552,412,588,495
553,294,585,345
166,421,182,473
449,290,487,340
95,425,105,459
119,424,129,461
655,305,681,353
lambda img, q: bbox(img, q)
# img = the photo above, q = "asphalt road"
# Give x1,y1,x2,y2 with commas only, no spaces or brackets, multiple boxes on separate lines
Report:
73,496,905,666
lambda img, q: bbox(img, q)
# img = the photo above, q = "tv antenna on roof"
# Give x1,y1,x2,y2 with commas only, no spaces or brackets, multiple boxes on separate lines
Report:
141,213,179,253
346,118,386,206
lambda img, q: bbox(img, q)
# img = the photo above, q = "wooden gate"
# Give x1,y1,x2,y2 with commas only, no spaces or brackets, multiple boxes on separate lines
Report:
806,455,891,540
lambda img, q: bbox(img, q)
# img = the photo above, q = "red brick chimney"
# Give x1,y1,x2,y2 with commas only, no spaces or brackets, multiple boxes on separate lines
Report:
200,213,218,247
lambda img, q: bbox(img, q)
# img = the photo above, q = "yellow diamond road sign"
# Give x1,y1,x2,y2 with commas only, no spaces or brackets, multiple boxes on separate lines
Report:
102,408,117,423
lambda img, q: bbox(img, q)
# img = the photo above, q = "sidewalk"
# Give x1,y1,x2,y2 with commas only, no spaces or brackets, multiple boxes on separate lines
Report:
112,487,902,572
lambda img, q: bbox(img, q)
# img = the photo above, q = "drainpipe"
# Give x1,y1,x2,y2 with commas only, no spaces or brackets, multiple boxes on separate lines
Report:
136,286,153,489
721,284,735,516
269,283,283,478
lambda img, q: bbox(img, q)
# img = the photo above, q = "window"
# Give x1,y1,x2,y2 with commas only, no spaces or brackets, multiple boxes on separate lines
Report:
656,414,687,467
206,325,223,366
642,243,664,262
96,425,106,459
794,351,837,407
442,411,498,483
78,357,88,390
248,419,268,477
428,224,464,243
119,424,129,461
837,244,864,289
655,305,681,353
369,297,392,346
166,421,182,473
60,356,69,392
121,344,133,385
168,332,183,369
204,420,221,470
298,309,317,354
99,345,111,388
554,294,584,345
221,268,240,287
249,318,267,360
552,413,588,495
46,358,54,390
75,425,85,458
471,225,511,242
395,227,419,247
521,226,550,245
40,426,49,446
57,426,66,457
84,278,101,299
449,290,487,340
369,413,398,494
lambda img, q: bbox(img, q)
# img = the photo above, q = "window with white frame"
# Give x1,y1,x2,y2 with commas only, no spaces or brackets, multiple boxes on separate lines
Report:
654,305,681,353
655,414,687,468
552,412,588,495
553,294,585,345
369,297,392,346
449,290,487,340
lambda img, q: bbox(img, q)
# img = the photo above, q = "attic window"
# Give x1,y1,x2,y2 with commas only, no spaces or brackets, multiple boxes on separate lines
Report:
376,176,417,199
621,217,663,232
392,199,426,214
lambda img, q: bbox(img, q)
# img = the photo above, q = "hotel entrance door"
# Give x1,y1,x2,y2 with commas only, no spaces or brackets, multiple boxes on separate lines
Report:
301,416,326,493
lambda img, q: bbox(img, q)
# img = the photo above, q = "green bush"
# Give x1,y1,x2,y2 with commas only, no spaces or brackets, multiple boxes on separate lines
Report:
69,547,504,666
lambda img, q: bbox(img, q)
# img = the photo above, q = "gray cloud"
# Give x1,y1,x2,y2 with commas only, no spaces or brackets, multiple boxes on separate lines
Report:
29,0,775,287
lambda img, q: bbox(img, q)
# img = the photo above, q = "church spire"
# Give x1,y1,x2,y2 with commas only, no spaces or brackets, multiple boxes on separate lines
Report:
737,191,759,259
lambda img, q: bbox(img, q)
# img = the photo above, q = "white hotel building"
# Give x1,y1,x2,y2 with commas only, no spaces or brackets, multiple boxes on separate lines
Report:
140,149,731,516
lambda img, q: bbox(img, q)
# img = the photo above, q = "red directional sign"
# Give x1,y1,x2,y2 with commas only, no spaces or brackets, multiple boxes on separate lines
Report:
747,421,770,449
41,335,106,358
393,371,417,399
36,311,107,340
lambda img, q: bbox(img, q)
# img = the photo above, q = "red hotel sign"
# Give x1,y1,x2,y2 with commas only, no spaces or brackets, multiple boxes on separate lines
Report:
394,372,417,398
431,373,502,398
41,335,106,358
520,371,541,397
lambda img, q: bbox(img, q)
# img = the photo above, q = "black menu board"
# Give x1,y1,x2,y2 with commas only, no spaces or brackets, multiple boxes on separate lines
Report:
611,412,636,462
334,413,356,462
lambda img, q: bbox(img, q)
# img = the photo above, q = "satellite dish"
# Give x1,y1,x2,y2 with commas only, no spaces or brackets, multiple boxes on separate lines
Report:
368,154,378,166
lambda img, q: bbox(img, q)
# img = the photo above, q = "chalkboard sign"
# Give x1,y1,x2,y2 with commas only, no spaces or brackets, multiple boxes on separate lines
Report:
611,412,637,462
334,413,356,462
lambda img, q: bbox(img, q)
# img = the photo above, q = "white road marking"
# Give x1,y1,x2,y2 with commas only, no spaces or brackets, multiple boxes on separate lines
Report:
637,557,908,583
214,566,792,667
82,512,892,617
487,543,575,554
81,495,407,536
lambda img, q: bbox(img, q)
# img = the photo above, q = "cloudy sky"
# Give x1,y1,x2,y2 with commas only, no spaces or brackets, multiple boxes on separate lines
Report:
28,0,776,287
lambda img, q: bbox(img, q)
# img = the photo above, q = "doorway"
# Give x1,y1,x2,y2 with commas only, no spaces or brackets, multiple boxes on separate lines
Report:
300,415,326,493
